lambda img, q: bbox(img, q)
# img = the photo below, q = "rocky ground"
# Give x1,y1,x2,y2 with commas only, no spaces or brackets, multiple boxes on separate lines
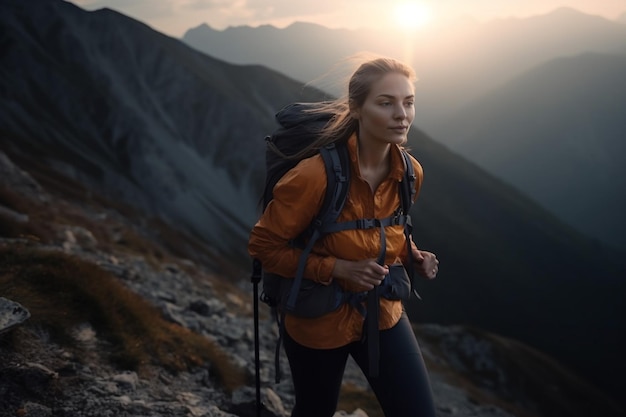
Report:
0,232,519,417
0,150,566,417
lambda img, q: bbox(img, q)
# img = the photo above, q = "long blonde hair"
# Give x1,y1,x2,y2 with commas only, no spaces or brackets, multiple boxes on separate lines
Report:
287,56,417,159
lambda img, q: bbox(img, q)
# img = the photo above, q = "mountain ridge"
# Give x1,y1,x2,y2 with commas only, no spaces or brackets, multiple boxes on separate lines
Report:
0,0,329,263
432,51,626,250
182,7,626,122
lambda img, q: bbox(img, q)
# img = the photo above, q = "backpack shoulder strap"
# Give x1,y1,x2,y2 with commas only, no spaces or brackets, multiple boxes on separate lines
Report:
399,149,422,300
319,148,416,235
317,142,351,225
399,149,416,214
285,141,351,312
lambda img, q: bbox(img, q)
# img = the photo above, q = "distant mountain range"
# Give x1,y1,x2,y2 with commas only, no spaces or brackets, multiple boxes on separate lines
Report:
182,7,626,252
183,7,626,125
1,0,625,407
432,52,626,250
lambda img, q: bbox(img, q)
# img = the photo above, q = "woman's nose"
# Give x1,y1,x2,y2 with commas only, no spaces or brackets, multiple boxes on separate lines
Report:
394,105,407,120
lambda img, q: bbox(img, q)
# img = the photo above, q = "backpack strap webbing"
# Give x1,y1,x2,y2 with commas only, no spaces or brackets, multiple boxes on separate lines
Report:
365,149,417,378
399,150,420,299
272,143,350,383
285,142,350,312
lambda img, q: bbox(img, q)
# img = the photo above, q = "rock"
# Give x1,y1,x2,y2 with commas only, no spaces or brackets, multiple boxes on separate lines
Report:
189,299,225,317
161,302,187,326
112,371,139,391
0,297,31,334
231,386,287,417
333,409,369,417
21,402,52,417
61,226,98,251
23,363,59,380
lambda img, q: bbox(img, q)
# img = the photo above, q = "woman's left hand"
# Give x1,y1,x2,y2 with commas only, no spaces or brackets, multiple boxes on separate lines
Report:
412,247,439,280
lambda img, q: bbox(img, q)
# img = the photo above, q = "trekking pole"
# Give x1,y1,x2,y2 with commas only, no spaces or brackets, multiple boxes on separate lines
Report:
251,259,263,417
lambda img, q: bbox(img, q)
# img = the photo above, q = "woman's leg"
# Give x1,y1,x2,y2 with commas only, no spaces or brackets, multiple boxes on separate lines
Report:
351,313,437,417
282,329,350,417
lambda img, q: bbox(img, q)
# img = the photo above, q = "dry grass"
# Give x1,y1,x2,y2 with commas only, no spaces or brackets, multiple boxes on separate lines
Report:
0,154,252,394
0,245,247,393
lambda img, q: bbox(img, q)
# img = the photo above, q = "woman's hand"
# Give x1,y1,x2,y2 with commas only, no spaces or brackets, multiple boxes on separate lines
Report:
412,247,439,280
332,259,389,291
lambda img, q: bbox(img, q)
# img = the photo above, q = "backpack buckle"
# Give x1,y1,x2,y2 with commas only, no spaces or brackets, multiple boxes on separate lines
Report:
357,218,378,229
391,213,407,226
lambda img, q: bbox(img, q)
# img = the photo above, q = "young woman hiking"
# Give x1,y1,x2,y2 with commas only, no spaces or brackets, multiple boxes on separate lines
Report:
248,56,438,417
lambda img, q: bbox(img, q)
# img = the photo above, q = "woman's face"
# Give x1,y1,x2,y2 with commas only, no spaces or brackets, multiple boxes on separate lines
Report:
353,72,415,147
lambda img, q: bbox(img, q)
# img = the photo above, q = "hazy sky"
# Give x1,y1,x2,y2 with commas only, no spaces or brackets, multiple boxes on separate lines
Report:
68,0,626,37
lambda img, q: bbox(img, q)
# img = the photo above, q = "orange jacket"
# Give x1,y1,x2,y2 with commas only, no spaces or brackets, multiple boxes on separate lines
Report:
248,134,423,348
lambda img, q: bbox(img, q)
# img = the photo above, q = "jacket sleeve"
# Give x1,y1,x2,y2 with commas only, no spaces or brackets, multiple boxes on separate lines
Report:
248,155,336,283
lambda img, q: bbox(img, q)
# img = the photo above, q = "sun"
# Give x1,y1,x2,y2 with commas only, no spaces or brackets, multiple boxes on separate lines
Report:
392,1,433,31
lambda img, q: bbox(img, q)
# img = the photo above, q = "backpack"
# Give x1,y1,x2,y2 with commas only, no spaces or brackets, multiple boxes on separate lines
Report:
250,102,420,400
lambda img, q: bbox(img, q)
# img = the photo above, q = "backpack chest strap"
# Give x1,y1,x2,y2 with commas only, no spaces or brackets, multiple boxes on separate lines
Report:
285,213,400,312
319,213,410,234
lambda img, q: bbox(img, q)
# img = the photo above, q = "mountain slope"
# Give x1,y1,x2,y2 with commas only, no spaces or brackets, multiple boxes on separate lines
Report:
404,127,626,404
1,0,625,407
431,52,626,250
2,151,621,417
0,0,327,263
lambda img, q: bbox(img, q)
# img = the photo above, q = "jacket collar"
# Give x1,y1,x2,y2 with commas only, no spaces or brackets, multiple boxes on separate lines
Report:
346,133,406,182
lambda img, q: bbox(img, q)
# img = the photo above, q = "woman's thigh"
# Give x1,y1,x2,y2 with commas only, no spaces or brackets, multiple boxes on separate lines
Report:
283,330,350,417
351,314,437,417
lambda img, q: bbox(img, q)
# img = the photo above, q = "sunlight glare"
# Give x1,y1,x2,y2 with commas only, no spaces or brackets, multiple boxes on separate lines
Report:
392,1,433,31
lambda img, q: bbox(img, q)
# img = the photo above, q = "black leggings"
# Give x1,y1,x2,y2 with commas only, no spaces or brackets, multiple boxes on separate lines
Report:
283,313,436,417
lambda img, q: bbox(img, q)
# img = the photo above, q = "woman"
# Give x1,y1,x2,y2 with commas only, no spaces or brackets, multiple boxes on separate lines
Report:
248,57,438,417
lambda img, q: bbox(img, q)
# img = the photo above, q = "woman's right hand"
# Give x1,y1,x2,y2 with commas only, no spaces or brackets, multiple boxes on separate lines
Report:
332,259,389,291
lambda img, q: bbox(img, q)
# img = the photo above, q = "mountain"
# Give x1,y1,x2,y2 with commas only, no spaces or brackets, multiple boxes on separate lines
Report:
421,7,626,116
1,0,625,408
0,0,327,265
182,7,626,253
182,8,626,125
183,21,365,85
431,52,626,251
